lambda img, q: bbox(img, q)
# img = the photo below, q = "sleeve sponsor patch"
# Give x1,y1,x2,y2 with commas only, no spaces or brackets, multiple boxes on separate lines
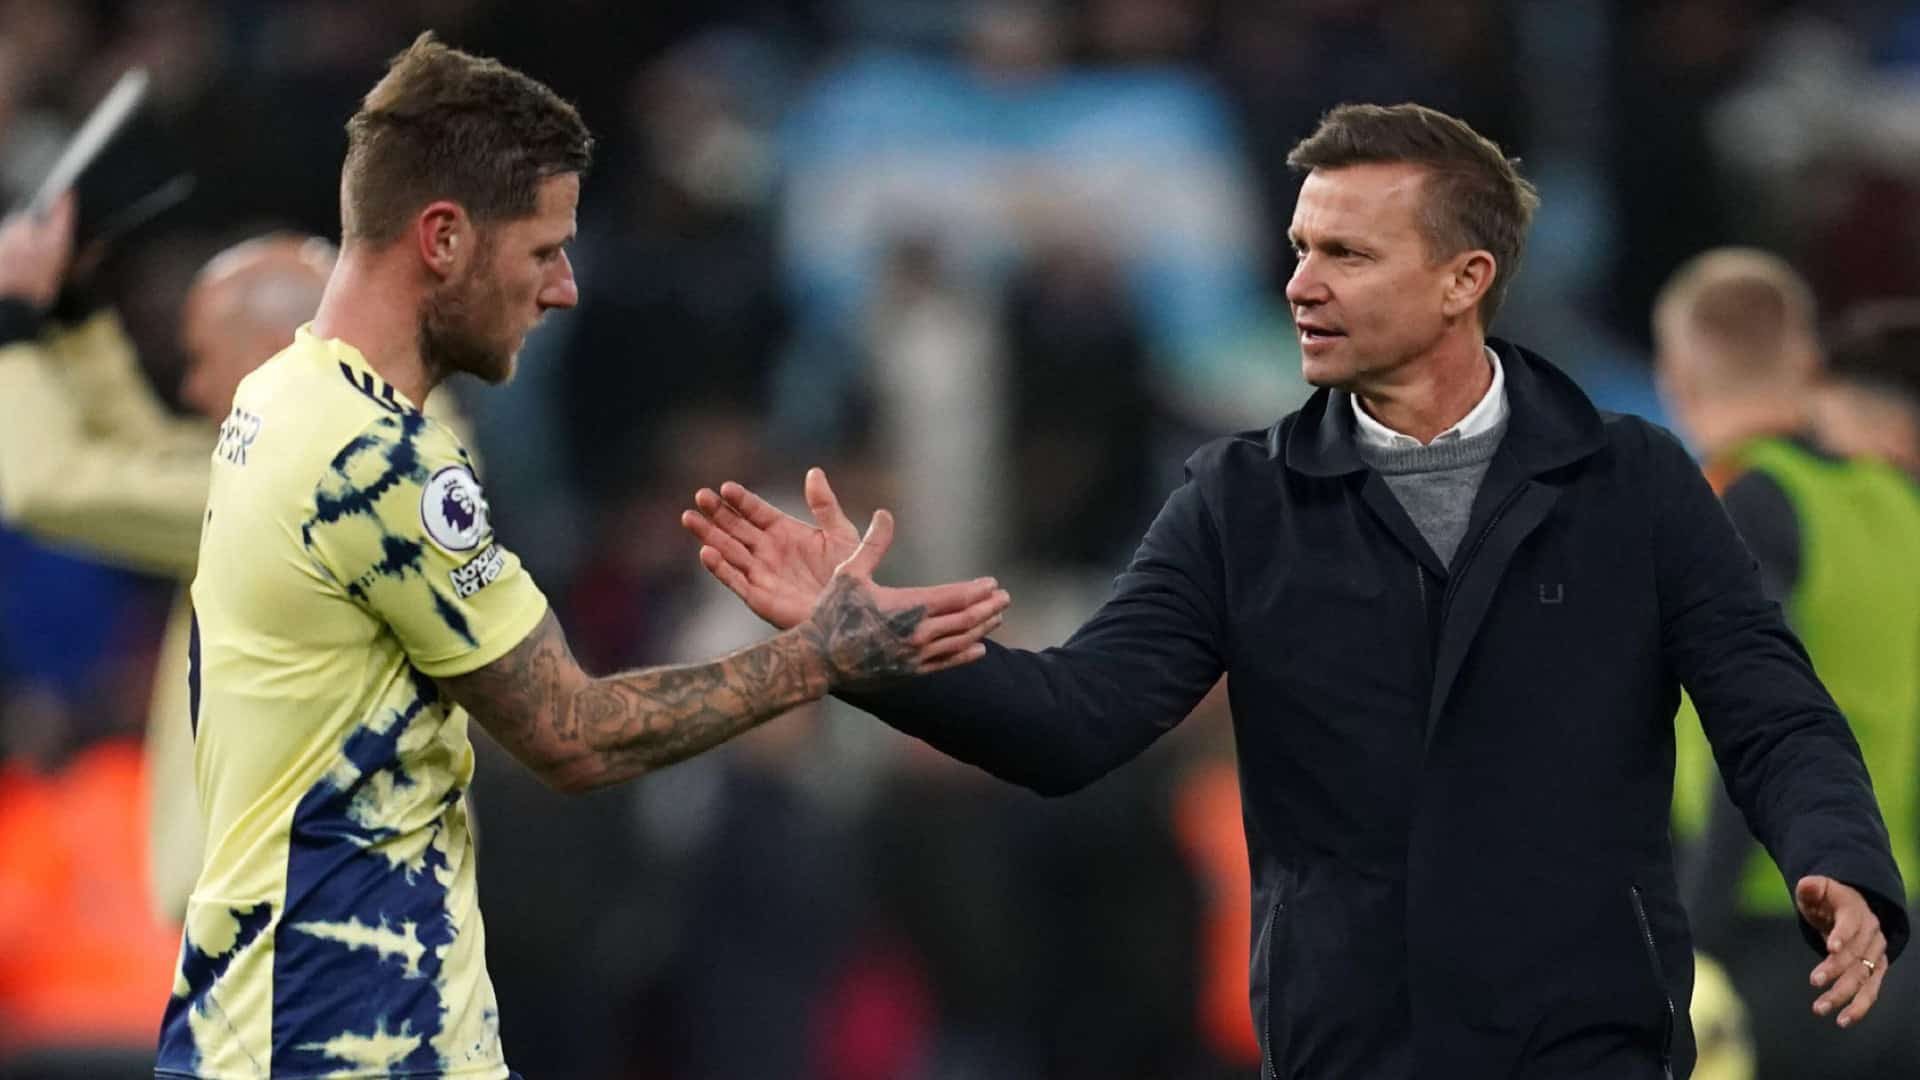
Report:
448,543,507,599
420,465,490,553
216,407,263,465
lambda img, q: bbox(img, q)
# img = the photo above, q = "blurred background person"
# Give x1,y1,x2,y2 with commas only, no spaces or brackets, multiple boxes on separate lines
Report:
1656,248,1920,1080
1816,300,1920,480
0,197,383,1077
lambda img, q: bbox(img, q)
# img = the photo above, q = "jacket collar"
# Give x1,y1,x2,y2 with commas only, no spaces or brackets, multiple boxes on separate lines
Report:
1278,338,1607,479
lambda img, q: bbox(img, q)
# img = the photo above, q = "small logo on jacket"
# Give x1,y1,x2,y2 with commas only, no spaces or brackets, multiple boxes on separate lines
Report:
1538,584,1565,605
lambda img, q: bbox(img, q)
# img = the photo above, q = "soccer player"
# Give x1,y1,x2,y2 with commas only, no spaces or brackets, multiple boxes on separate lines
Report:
154,35,1008,1079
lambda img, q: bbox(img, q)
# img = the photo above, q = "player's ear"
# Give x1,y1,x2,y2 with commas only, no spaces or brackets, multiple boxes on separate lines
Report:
415,201,472,281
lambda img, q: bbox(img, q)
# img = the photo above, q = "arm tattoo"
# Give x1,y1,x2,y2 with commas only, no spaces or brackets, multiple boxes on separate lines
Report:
442,608,830,792
801,574,927,687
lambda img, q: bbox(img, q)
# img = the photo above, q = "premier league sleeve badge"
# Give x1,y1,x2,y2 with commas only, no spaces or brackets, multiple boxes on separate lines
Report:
420,465,492,553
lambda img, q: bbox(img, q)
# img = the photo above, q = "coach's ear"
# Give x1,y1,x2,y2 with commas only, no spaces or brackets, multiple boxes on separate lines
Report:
415,200,474,281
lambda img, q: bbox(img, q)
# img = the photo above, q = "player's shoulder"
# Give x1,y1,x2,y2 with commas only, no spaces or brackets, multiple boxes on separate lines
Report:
236,331,470,472
305,395,490,567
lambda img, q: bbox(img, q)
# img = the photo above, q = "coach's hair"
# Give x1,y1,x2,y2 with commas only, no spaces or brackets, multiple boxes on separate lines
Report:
1287,103,1540,327
341,33,594,245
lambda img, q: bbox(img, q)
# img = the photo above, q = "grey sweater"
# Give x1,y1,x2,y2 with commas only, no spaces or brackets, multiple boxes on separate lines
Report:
1354,418,1509,566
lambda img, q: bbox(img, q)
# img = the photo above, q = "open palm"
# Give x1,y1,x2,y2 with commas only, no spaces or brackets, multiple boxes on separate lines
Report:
682,467,999,638
681,468,858,628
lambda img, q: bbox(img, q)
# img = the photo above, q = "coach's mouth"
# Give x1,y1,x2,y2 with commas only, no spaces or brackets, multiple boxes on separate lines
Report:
1296,320,1346,349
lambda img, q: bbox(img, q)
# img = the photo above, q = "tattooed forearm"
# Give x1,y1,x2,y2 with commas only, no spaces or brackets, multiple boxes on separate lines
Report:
802,575,926,687
567,630,827,784
444,575,942,793
442,608,831,793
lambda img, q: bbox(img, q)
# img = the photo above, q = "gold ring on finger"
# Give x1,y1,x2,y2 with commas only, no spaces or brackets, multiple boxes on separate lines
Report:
1863,957,1877,975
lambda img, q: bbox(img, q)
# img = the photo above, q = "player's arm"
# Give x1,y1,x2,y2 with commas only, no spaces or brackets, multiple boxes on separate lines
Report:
440,513,1007,794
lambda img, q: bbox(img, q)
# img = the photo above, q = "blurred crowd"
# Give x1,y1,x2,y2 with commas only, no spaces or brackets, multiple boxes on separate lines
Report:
1,1,1918,1078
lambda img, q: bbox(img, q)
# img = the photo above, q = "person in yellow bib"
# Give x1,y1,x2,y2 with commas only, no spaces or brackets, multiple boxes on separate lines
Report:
125,33,1008,1080
1656,249,1920,1078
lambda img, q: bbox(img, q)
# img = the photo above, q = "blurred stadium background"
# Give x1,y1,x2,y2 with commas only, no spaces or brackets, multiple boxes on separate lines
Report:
1,1,1917,1077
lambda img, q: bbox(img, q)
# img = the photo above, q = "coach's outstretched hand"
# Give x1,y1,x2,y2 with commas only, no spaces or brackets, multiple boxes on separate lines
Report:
683,468,1009,672
1796,875,1891,1028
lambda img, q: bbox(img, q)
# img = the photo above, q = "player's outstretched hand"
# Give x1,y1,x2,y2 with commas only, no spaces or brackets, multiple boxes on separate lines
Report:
682,468,1009,676
0,193,75,308
1796,875,1889,1028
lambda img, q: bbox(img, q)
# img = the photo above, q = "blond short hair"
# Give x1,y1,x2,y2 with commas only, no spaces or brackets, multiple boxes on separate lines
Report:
1653,248,1819,378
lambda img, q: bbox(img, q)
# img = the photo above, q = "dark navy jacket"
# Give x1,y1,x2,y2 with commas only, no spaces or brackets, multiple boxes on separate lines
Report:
845,340,1908,1079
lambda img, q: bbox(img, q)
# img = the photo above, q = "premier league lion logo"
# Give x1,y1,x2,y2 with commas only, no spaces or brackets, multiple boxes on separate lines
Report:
442,485,479,534
421,466,489,552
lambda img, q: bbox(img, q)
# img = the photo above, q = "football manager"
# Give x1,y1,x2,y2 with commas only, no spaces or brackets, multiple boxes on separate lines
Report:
684,102,1908,1079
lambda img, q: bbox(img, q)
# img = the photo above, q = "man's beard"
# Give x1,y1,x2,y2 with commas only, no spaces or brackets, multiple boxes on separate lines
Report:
420,267,515,386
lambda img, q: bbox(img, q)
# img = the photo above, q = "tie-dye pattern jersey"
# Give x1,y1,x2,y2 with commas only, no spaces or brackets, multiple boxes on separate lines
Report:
159,328,547,1078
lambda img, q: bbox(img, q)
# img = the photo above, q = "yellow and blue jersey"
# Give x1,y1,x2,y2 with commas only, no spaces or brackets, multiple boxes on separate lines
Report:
158,327,547,1079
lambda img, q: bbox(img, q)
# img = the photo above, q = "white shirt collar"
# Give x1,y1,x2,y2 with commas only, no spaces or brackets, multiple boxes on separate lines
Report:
1351,346,1507,451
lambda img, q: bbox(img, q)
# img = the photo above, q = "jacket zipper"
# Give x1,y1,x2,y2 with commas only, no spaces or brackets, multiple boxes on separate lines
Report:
1264,894,1281,1080
1439,484,1526,619
1629,885,1676,1080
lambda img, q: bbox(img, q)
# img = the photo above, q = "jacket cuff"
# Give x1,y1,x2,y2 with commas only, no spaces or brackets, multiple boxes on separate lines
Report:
0,298,43,348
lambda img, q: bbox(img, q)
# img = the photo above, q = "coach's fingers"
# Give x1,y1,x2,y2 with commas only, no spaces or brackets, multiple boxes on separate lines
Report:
1817,928,1889,992
1838,946,1889,1028
919,642,989,673
910,591,1011,645
919,613,1004,661
1810,899,1878,990
1813,931,1883,1021
884,578,1002,619
919,613,1004,666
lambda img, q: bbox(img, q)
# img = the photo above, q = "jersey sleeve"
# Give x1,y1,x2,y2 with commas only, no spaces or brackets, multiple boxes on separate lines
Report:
300,408,548,678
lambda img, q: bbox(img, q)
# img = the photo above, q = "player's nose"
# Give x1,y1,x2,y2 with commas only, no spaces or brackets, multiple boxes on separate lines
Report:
539,251,578,311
